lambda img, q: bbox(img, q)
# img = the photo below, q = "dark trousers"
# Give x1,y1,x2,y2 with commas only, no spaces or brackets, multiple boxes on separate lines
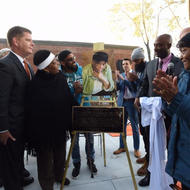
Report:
120,99,140,150
36,140,66,190
140,125,150,163
0,139,23,190
21,145,25,172
163,112,172,148
138,111,150,163
72,133,95,164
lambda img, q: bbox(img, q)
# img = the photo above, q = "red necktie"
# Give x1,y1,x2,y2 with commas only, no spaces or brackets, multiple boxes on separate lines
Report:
23,59,31,80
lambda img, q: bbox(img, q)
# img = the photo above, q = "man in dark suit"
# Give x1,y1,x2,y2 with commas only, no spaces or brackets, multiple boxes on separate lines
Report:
0,48,11,188
134,34,184,187
0,26,34,190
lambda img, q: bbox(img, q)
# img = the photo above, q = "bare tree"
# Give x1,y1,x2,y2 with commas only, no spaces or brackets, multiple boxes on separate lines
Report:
109,0,186,61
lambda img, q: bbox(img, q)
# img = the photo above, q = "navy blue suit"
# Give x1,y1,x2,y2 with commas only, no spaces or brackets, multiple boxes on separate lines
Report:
0,52,34,190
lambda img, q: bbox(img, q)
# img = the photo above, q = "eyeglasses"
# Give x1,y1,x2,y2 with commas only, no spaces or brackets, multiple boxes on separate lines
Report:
65,56,76,62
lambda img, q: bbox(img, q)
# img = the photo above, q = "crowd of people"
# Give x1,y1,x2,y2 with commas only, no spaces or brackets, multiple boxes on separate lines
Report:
0,25,190,190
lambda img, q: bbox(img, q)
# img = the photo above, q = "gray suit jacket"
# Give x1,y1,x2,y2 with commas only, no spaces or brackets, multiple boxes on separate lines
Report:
0,52,34,137
137,54,184,97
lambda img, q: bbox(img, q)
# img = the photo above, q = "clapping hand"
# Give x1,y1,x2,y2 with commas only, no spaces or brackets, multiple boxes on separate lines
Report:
153,70,178,103
127,72,138,82
115,70,124,81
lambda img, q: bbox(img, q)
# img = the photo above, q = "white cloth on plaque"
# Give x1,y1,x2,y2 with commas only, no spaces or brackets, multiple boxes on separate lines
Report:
140,97,173,190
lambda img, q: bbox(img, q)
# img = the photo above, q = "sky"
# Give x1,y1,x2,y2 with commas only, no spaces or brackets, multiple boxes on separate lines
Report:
0,0,189,58
1,0,124,44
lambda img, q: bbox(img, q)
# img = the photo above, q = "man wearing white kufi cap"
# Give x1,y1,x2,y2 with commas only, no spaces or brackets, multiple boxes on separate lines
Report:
25,50,76,189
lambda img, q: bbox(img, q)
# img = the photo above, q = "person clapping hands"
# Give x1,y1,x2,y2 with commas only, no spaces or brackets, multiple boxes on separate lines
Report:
153,69,178,103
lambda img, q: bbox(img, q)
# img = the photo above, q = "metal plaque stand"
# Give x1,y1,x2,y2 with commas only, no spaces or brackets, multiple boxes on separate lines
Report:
60,92,137,190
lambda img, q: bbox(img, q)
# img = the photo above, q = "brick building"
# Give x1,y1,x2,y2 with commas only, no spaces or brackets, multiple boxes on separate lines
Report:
0,39,137,74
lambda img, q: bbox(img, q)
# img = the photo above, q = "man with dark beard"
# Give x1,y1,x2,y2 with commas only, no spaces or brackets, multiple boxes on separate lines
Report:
130,47,147,86
127,48,148,176
58,50,83,103
58,50,97,179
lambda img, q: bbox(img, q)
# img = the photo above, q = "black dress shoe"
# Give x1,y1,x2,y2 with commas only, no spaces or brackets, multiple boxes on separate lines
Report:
55,177,70,185
138,171,150,187
0,178,3,187
23,168,30,177
64,178,70,186
22,176,34,187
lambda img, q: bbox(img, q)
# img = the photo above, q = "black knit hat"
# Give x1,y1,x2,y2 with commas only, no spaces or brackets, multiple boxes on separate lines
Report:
177,33,190,48
33,50,55,70
58,50,71,61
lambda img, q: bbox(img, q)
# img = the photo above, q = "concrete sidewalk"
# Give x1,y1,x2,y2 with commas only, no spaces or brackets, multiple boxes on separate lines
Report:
0,134,149,190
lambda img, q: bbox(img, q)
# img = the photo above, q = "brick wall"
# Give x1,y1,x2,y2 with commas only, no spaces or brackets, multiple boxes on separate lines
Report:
0,39,137,75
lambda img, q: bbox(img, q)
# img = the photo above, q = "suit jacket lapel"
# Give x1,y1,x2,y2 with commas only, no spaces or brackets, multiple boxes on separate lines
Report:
170,53,176,63
9,52,32,80
9,52,25,73
153,59,159,79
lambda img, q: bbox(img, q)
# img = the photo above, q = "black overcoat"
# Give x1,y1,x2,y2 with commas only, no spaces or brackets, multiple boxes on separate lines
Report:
25,70,75,147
